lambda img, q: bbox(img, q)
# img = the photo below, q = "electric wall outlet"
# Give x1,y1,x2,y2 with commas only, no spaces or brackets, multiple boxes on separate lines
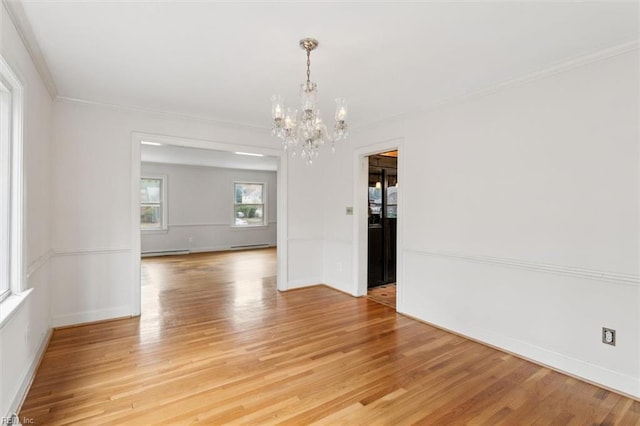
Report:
602,327,616,346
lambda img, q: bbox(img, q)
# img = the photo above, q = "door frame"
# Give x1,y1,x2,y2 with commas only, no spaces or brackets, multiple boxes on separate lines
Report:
352,138,404,307
130,132,288,316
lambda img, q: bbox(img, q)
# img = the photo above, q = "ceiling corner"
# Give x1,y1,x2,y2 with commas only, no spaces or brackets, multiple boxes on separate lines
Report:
3,0,58,98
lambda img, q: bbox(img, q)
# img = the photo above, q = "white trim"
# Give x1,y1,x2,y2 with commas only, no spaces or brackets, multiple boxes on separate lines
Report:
276,154,288,292
286,277,324,290
8,327,52,416
1,0,58,98
399,306,640,399
139,228,169,235
141,250,190,258
230,225,270,231
141,243,276,257
0,71,11,303
131,132,289,313
57,96,268,131
173,222,237,227
168,221,277,227
190,243,276,253
405,248,639,287
352,41,640,132
52,248,131,257
0,288,32,329
52,305,132,328
459,40,639,103
352,138,404,300
0,55,25,299
131,137,142,316
26,249,52,278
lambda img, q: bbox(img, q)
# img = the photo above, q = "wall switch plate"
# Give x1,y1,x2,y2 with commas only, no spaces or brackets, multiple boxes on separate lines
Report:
346,207,353,215
602,327,616,346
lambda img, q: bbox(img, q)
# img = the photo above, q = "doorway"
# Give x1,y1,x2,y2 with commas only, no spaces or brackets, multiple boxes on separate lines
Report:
130,132,289,317
366,151,397,308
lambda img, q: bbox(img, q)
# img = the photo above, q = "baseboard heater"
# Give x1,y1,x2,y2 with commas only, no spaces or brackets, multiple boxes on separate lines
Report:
142,244,271,257
141,249,190,257
229,243,271,250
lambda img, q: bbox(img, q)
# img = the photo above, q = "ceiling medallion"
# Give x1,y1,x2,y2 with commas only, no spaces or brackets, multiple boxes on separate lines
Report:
271,38,348,164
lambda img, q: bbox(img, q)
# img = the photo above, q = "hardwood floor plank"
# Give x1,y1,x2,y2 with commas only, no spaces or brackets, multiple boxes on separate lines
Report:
19,248,640,425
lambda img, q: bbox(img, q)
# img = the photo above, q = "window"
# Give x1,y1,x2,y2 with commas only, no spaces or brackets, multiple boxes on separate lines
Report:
1,75,11,302
234,182,266,227
0,56,24,304
140,176,167,230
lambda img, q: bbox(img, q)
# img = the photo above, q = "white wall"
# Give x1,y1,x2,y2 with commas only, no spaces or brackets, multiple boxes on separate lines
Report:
322,48,640,397
4,2,635,412
285,152,326,288
50,98,320,326
140,162,277,253
0,2,53,416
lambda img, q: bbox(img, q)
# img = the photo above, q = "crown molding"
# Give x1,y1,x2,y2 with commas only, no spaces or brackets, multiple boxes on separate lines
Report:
55,96,271,132
355,39,640,131
447,39,640,105
2,0,58,98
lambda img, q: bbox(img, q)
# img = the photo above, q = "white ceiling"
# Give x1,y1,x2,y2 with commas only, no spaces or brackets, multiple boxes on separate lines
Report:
141,144,278,171
17,1,640,130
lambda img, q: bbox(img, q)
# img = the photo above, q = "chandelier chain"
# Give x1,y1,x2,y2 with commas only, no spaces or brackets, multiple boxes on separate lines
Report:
306,49,311,83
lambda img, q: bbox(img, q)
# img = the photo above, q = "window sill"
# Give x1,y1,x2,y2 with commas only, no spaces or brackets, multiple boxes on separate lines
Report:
230,224,269,231
141,228,169,235
0,288,33,329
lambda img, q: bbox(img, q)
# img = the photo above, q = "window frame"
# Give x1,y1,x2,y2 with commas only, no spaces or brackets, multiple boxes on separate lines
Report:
232,181,267,228
0,55,25,307
140,175,168,232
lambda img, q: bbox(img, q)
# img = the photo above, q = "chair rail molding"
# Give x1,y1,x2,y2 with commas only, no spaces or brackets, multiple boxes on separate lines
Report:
405,247,639,287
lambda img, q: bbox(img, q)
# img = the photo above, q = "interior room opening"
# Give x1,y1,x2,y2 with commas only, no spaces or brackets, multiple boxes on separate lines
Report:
366,150,398,309
132,136,285,317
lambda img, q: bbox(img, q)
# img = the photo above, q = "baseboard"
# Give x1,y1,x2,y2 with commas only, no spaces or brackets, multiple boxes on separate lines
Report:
53,315,134,330
229,243,271,249
190,243,275,254
286,278,324,290
141,243,276,257
8,327,52,417
319,283,363,298
141,249,189,257
52,306,132,328
399,306,640,400
320,281,359,297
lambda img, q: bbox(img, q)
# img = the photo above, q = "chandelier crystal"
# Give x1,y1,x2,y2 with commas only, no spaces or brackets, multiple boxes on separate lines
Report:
271,38,349,164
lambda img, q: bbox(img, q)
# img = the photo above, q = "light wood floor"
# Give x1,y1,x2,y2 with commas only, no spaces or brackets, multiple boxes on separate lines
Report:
20,248,640,425
367,283,396,309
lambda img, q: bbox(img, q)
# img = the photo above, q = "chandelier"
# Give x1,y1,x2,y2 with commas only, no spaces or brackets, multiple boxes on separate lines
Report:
271,38,349,164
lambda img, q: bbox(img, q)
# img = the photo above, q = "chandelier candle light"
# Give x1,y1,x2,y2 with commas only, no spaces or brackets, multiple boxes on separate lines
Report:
271,38,349,164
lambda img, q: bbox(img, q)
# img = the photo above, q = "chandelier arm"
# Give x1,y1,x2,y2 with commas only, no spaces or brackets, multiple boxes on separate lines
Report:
272,37,347,165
